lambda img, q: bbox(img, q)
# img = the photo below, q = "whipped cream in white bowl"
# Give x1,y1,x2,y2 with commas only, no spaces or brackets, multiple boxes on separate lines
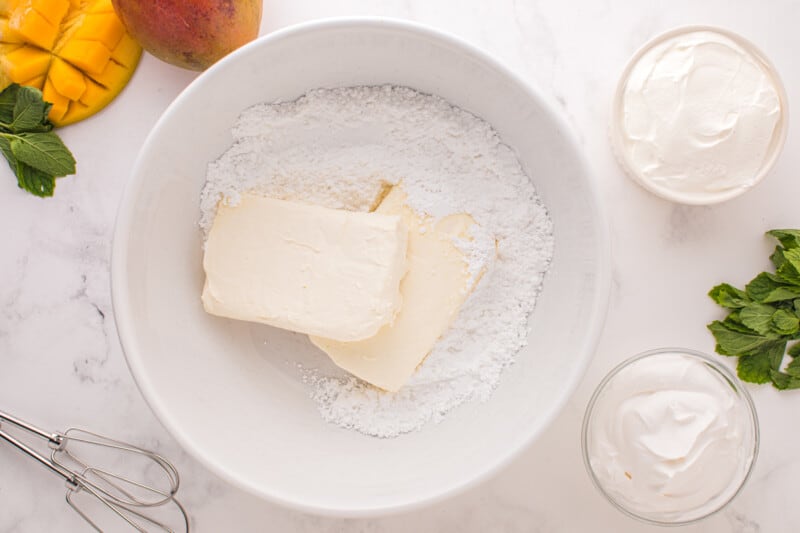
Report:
582,348,759,525
610,26,788,205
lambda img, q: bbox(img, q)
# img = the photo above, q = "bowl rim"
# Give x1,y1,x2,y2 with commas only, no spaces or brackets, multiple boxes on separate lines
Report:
609,25,790,206
111,16,612,517
580,347,760,526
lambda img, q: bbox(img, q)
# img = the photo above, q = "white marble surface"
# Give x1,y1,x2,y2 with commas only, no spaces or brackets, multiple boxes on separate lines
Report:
1,0,798,531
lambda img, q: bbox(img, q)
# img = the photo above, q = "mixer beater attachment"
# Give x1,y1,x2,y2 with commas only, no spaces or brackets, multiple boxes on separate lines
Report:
0,409,189,532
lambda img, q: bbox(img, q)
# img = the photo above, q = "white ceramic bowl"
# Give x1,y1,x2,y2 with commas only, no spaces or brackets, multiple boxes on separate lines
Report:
609,26,789,205
112,18,610,516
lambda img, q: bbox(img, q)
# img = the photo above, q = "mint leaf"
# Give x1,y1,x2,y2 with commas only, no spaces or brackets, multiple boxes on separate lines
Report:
772,309,800,336
765,287,800,303
1,136,55,196
708,320,776,356
14,160,55,197
777,248,800,286
767,229,800,250
738,352,772,383
765,286,800,303
771,371,791,389
9,132,75,176
764,339,787,370
770,246,786,269
738,339,789,386
0,83,19,125
2,134,56,196
0,135,13,162
9,85,52,133
770,370,800,390
722,311,761,335
788,341,800,358
746,272,784,301
787,357,800,377
740,303,776,335
707,229,800,390
746,272,800,302
0,83,75,197
709,283,750,309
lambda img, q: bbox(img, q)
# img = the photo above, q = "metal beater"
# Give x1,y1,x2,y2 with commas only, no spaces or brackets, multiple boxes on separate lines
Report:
0,409,190,532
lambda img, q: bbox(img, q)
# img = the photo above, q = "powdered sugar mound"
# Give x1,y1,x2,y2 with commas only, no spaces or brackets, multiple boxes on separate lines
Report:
200,85,554,438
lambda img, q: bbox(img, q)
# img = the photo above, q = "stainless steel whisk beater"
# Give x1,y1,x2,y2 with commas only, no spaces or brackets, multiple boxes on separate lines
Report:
0,409,190,532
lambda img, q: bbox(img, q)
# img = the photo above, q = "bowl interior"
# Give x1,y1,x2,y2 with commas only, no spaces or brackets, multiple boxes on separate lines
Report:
112,19,610,515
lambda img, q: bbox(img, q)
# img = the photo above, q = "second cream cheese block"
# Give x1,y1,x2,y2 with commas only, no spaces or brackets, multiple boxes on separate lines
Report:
202,193,408,342
310,186,478,392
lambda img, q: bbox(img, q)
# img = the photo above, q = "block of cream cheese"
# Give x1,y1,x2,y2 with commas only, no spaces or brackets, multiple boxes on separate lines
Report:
310,186,478,391
202,193,408,342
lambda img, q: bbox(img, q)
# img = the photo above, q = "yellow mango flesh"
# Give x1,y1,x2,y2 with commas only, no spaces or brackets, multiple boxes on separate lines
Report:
0,0,141,125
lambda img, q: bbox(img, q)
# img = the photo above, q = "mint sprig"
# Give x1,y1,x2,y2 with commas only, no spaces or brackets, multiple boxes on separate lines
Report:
0,83,76,197
708,229,800,390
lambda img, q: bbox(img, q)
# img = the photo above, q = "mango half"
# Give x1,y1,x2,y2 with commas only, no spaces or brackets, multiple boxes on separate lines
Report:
0,0,142,126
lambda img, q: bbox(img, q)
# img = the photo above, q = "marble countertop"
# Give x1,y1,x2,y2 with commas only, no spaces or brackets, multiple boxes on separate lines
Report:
1,0,798,531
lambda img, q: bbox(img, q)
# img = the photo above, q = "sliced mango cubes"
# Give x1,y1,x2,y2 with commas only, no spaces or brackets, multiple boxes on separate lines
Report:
0,0,141,126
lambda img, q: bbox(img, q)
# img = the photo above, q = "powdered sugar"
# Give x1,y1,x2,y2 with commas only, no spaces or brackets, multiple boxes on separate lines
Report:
200,85,554,437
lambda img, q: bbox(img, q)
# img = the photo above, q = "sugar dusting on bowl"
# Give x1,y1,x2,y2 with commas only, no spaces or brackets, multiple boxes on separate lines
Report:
200,86,554,437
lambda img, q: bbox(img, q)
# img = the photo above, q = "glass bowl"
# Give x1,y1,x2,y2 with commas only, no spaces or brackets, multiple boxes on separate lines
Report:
581,348,759,526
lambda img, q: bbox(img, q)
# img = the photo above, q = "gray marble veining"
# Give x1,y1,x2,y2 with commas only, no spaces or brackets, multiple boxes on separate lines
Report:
1,0,798,531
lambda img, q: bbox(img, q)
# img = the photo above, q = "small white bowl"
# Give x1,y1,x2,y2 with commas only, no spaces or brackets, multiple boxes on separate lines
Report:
112,18,611,516
610,26,789,205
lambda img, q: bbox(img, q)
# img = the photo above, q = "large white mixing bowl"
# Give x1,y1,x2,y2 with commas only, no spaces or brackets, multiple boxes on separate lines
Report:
112,18,610,516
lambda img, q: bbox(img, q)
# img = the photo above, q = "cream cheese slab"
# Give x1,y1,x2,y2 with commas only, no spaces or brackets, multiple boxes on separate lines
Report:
310,186,477,391
202,193,408,342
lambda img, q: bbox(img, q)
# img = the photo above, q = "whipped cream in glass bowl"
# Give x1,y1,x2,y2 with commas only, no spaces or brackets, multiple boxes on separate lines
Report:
582,348,759,525
610,26,788,205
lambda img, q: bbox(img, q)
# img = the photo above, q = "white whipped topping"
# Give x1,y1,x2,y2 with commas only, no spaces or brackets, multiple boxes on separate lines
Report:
617,29,783,202
586,352,756,523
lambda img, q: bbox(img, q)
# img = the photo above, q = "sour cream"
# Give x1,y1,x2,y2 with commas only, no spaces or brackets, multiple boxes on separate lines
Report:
612,28,787,204
583,350,758,524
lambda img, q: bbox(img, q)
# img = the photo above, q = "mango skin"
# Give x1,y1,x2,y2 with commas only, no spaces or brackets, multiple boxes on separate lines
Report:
111,0,261,71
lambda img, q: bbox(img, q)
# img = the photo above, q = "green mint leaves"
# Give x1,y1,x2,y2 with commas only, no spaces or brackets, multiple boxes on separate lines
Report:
0,83,76,197
708,229,800,390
